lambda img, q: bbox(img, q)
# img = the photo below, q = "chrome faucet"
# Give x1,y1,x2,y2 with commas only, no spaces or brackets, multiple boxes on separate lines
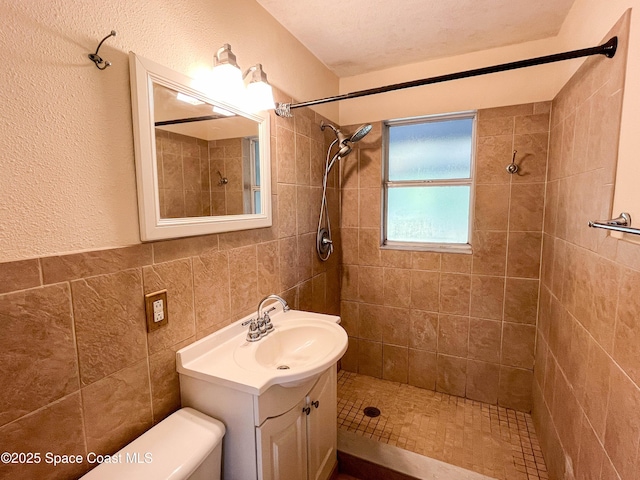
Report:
242,294,290,342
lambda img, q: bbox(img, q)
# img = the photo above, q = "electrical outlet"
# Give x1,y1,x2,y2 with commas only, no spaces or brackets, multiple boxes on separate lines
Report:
145,290,168,332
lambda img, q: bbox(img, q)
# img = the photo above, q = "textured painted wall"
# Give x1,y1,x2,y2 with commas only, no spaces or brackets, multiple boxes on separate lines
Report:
0,0,338,262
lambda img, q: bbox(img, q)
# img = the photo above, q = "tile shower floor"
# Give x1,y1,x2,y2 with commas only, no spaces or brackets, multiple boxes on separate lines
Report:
337,371,547,480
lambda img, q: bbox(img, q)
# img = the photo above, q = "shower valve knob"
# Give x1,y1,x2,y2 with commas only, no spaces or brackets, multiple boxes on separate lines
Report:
322,238,333,245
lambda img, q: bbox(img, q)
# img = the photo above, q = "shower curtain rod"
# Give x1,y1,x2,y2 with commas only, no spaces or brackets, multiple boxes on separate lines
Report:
275,36,618,117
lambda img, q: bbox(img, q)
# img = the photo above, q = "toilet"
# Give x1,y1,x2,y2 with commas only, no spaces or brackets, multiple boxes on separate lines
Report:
81,408,225,480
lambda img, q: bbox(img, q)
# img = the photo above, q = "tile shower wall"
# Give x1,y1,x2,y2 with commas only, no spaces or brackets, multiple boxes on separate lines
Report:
155,129,212,218
533,12,640,480
339,103,550,412
0,88,340,480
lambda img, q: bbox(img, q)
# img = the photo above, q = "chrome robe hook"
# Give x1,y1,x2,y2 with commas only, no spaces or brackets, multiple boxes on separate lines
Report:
506,150,519,174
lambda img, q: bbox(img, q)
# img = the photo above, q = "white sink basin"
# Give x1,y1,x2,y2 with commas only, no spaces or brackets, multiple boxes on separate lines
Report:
177,307,348,394
235,320,344,371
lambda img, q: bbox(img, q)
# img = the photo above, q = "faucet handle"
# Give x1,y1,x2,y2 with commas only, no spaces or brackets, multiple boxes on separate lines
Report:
241,318,256,327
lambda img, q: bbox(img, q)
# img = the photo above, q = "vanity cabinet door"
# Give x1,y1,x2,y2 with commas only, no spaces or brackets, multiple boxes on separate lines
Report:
257,397,308,480
306,367,337,480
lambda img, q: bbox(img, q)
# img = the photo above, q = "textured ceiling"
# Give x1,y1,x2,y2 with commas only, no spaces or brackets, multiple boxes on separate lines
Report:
256,0,576,77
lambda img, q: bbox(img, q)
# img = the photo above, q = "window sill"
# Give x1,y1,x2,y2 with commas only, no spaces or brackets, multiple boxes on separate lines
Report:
381,242,472,255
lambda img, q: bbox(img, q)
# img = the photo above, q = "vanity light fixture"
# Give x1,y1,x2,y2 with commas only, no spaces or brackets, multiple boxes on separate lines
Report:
243,63,275,113
210,44,274,112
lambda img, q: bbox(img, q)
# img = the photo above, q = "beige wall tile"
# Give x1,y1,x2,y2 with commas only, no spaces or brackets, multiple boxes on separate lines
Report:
193,251,230,332
439,273,471,315
408,349,437,390
0,259,41,294
276,126,296,183
143,259,196,354
257,241,281,296
296,186,313,234
359,188,381,228
359,148,381,188
438,314,469,357
279,236,298,290
466,360,500,404
603,366,640,480
382,306,410,346
475,135,513,184
410,270,440,311
411,252,441,271
468,318,502,364
153,235,218,263
409,310,438,351
506,232,542,278
82,360,153,454
340,301,359,337
72,269,147,386
440,254,471,273
358,340,382,378
501,323,535,369
472,231,507,275
42,245,153,284
613,267,640,385
295,133,311,185
149,337,194,424
358,266,383,304
277,184,297,237
473,184,509,231
383,268,411,308
469,275,505,320
341,337,359,372
341,188,359,228
383,344,408,383
0,393,87,480
0,284,79,427
436,354,467,397
503,278,538,324
358,228,381,266
228,245,258,314
509,183,545,231
582,340,612,440
499,366,532,411
358,303,384,341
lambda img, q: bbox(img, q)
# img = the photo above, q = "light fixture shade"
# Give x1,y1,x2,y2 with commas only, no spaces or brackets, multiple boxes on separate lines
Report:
247,81,275,112
244,64,275,112
211,44,244,106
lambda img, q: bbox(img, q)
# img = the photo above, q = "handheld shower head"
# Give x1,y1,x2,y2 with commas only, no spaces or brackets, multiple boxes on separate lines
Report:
321,121,372,160
350,124,373,143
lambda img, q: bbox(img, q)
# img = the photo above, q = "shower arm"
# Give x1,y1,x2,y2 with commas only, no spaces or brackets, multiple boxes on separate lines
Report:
275,37,618,116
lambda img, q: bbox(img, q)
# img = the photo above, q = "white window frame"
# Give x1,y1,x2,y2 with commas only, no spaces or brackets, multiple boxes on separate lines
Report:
382,111,476,254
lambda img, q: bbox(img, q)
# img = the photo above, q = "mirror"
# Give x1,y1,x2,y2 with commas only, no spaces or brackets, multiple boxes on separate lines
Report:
129,52,271,241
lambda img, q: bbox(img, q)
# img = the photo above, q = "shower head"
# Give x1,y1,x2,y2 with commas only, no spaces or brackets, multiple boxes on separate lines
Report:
320,121,372,159
349,124,372,143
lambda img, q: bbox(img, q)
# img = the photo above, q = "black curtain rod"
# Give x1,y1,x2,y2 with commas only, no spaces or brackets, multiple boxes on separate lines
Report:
275,36,618,116
155,113,235,127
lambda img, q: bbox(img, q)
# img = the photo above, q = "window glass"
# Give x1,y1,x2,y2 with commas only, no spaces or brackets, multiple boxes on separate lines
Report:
384,113,475,249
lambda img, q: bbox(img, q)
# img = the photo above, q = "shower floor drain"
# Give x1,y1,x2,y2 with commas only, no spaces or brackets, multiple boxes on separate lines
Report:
363,406,381,418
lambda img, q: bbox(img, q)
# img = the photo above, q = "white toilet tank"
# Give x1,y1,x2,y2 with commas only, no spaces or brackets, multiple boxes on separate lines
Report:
81,408,225,480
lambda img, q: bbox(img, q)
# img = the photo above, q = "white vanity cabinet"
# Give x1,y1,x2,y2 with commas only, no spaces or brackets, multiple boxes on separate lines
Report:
179,365,338,480
257,366,337,480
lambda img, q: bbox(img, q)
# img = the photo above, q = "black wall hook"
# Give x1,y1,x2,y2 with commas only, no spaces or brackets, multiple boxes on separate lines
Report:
88,30,116,70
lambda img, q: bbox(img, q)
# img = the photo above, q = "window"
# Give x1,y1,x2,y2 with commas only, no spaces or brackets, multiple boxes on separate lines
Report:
383,112,476,252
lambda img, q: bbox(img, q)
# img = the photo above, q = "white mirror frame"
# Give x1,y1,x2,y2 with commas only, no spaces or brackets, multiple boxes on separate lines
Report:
129,52,272,241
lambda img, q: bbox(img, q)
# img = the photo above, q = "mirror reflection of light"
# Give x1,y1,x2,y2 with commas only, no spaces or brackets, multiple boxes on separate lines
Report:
176,92,205,105
212,106,236,117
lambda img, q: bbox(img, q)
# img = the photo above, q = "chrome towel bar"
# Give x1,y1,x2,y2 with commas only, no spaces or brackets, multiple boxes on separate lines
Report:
588,212,640,235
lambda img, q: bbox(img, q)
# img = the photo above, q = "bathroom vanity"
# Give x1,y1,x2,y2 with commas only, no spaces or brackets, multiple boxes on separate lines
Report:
176,307,347,480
